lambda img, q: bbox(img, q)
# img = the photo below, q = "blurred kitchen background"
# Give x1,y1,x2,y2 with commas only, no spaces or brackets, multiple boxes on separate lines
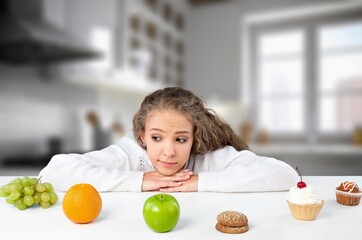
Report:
1,0,362,176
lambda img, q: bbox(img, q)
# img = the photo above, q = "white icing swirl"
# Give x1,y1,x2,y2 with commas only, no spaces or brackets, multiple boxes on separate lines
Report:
341,181,358,193
287,186,323,204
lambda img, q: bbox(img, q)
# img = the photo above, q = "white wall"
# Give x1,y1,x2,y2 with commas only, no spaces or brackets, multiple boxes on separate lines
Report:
185,0,241,101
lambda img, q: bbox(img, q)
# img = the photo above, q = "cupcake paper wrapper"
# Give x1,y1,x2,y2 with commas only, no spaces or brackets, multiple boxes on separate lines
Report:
335,189,362,206
287,201,324,221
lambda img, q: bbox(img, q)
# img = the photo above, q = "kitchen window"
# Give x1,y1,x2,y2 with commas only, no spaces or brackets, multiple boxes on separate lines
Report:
247,4,362,145
257,30,305,133
318,21,362,132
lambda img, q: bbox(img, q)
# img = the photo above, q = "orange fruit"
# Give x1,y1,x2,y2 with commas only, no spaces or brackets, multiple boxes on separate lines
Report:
62,183,102,224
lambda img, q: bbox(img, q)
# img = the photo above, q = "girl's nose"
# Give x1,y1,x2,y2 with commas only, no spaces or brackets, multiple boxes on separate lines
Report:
163,142,176,157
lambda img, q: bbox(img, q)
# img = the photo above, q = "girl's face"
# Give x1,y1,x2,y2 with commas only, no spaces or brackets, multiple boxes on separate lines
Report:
141,109,194,176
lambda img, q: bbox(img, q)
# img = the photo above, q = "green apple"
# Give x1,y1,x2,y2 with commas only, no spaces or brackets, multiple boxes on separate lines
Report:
143,193,180,233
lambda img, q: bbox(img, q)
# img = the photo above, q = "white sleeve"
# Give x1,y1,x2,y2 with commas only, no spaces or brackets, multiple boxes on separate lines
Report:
38,144,144,192
197,147,299,192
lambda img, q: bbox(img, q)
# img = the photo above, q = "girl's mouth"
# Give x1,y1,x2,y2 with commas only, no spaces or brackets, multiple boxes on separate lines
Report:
158,160,177,168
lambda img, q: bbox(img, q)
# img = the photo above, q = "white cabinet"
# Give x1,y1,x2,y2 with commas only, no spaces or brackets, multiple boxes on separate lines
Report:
125,0,186,86
45,0,187,94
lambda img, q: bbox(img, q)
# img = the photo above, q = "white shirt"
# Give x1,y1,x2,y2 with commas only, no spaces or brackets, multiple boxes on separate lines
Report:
38,135,299,192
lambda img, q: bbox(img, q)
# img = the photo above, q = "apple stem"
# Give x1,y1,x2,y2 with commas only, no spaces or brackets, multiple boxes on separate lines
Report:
160,194,164,201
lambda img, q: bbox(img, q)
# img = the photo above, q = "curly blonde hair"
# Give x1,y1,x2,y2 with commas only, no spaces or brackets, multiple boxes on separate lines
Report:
133,87,248,156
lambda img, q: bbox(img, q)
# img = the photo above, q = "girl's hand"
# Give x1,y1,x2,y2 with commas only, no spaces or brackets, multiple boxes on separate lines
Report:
142,170,193,191
159,175,198,192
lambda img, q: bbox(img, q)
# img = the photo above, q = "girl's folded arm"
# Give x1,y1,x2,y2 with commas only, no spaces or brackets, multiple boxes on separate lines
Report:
197,148,299,192
38,146,144,192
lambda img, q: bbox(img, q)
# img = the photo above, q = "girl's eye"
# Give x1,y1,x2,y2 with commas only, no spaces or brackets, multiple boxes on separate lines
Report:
151,136,161,142
177,138,187,143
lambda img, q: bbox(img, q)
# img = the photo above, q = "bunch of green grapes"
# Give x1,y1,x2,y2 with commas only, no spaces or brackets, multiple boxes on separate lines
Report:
0,176,58,210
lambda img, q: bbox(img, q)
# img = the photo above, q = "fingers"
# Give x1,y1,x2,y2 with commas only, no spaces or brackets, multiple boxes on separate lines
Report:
165,174,191,182
167,170,193,181
142,181,180,192
160,175,198,192
159,183,189,193
142,170,195,192
142,175,183,191
159,181,182,189
177,169,193,175
145,170,193,179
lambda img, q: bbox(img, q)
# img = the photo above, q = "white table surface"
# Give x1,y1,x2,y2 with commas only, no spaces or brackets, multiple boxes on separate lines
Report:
1,176,361,240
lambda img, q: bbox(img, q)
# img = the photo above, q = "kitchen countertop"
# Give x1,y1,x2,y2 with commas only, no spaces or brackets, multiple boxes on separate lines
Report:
0,176,361,240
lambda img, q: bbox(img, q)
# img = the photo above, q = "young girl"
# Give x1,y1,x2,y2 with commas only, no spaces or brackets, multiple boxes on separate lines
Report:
39,87,298,192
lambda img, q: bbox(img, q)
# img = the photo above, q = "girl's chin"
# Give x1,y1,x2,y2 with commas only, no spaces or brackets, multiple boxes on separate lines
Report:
156,167,178,176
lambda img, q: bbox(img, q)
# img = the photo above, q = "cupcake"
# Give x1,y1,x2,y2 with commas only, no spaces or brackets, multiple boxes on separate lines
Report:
286,167,324,221
335,181,362,206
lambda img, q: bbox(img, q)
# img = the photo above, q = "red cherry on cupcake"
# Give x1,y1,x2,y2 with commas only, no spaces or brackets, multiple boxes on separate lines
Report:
296,167,307,188
297,181,307,188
